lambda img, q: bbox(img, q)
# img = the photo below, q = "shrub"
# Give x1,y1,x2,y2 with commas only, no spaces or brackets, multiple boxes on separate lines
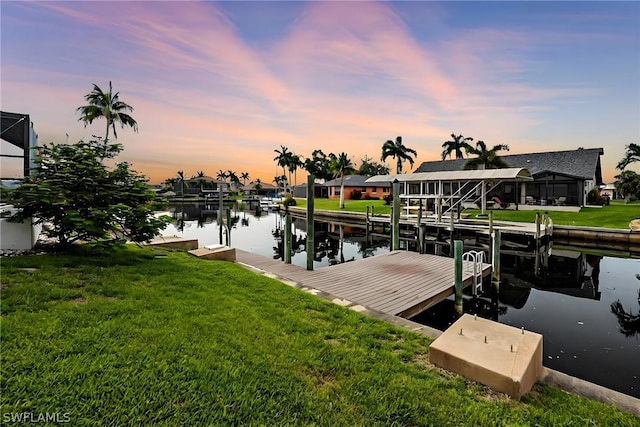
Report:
8,139,171,247
282,194,296,207
383,194,393,205
350,190,362,200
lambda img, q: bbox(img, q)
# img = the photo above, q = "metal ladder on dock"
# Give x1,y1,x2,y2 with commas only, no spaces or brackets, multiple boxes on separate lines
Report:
463,250,486,296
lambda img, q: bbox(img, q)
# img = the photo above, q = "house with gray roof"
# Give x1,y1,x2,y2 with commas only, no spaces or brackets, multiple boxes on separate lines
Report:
414,148,604,207
323,175,391,200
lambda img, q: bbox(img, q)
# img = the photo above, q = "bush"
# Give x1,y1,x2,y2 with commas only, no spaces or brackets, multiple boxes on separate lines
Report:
282,194,296,207
383,194,393,205
350,190,362,200
8,139,171,247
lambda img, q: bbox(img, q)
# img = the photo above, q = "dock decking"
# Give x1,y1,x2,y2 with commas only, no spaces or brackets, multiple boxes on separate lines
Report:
236,250,491,319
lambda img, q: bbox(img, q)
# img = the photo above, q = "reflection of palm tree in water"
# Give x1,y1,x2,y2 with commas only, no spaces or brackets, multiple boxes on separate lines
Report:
610,286,640,337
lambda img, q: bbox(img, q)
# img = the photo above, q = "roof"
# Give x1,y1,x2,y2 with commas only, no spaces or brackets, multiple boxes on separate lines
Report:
414,148,604,182
365,168,533,184
324,175,390,187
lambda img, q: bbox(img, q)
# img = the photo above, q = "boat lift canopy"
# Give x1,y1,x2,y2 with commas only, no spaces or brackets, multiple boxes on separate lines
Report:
366,168,533,219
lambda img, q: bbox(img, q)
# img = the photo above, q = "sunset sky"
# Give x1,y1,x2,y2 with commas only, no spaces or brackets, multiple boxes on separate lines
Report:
1,1,638,185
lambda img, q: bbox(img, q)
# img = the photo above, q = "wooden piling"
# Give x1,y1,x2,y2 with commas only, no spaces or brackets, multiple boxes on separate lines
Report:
454,240,463,314
492,230,501,292
306,175,315,271
392,179,400,251
217,187,224,243
535,212,541,276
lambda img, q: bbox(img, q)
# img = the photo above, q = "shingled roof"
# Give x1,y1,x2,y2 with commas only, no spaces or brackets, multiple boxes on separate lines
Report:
414,147,604,183
324,174,390,187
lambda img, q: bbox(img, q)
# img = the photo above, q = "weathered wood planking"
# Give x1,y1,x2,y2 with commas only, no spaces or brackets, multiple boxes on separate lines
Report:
236,250,491,319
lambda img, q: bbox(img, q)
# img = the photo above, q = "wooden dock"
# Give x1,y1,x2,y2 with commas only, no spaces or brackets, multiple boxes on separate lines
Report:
236,249,491,319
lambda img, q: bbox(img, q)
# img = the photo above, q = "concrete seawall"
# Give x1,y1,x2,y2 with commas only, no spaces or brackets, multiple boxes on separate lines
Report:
553,225,640,253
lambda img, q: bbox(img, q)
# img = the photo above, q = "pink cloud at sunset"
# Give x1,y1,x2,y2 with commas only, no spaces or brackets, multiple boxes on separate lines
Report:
1,1,638,185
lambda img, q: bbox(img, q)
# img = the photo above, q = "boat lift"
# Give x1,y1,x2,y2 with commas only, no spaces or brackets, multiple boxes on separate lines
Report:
366,168,534,222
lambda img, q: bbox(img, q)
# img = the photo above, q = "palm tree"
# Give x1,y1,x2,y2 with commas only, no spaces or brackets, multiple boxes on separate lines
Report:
441,133,473,160
381,136,418,174
195,170,206,193
463,141,510,170
77,81,138,141
274,175,287,194
240,172,250,185
289,154,302,187
617,143,640,170
227,170,239,189
330,152,355,209
273,145,290,180
216,169,228,182
177,170,185,197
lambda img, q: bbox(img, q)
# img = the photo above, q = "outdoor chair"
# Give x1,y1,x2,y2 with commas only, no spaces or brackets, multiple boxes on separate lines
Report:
555,197,566,206
525,196,536,205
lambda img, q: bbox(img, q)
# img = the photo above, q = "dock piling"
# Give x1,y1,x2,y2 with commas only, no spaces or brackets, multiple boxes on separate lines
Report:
454,240,463,314
306,175,315,271
491,230,501,292
392,179,400,251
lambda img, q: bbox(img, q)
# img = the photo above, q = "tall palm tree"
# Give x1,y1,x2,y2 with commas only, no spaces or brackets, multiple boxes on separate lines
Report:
381,136,418,174
240,172,250,185
617,143,640,170
273,145,290,180
77,81,138,141
463,141,510,170
441,133,473,160
330,152,355,209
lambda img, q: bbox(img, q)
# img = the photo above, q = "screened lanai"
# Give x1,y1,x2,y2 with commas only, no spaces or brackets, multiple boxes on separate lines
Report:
366,168,533,220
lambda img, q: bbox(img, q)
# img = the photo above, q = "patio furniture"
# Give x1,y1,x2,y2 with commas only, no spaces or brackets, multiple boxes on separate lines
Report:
525,196,536,205
555,197,566,206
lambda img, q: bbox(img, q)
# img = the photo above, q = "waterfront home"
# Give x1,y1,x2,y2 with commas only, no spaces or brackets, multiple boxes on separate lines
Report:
172,176,228,197
414,147,604,207
323,175,391,200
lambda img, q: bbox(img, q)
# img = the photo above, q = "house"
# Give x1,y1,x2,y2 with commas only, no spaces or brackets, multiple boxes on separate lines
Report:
323,175,391,200
414,148,604,207
240,182,278,197
172,176,228,197
292,183,329,199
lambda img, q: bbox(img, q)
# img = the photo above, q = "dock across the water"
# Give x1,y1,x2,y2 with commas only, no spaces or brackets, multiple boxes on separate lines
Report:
236,250,491,319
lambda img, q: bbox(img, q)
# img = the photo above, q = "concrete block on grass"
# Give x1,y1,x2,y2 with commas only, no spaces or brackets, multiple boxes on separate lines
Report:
429,314,542,398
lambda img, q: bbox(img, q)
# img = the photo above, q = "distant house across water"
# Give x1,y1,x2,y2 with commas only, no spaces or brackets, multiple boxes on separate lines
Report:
322,175,391,200
414,147,604,207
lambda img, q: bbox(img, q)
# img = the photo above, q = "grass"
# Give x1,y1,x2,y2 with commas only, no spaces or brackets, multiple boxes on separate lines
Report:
294,199,639,229
295,198,391,215
1,245,637,425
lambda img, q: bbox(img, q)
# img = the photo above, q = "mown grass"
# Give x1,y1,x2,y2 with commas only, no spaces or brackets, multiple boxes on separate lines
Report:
1,246,637,425
294,199,639,229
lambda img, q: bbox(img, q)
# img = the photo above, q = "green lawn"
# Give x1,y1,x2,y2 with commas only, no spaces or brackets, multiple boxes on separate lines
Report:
1,246,636,425
294,199,638,229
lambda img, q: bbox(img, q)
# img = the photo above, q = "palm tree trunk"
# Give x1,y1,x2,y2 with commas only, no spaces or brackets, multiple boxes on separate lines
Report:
397,159,402,174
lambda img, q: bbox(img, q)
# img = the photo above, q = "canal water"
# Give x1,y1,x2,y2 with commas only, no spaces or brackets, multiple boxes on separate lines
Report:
162,203,640,398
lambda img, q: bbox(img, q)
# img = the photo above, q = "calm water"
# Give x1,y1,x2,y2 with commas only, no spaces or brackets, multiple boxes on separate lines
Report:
162,203,640,397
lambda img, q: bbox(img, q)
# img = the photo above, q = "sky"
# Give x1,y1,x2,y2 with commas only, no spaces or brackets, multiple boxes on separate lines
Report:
1,0,639,185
